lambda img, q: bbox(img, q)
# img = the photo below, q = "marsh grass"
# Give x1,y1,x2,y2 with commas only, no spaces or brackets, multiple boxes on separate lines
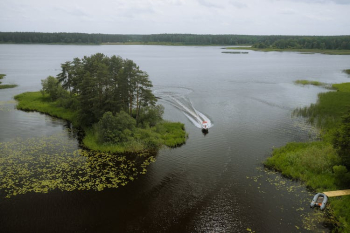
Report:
266,82,350,231
294,80,332,88
0,84,17,89
343,69,350,75
265,142,339,191
293,84,350,130
0,74,17,89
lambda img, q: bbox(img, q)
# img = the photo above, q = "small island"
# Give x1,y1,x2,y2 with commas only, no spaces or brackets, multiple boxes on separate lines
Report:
0,74,17,89
15,53,187,153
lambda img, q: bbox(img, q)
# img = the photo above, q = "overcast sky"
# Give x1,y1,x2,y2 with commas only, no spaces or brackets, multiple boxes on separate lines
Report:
1,0,349,35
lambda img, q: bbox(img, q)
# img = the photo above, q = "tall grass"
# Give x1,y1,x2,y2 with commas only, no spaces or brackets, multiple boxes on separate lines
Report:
265,142,339,191
293,87,350,130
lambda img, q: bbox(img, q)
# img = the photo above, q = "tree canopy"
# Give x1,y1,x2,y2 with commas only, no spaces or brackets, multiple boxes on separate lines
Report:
42,53,158,127
1,32,349,50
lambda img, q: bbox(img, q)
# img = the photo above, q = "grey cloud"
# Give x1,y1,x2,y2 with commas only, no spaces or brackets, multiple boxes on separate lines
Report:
197,0,224,9
53,6,90,18
285,0,350,4
229,0,247,8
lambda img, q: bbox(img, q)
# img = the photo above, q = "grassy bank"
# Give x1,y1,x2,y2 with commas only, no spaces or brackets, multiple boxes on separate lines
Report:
14,91,187,153
14,92,78,124
225,47,350,55
265,82,350,232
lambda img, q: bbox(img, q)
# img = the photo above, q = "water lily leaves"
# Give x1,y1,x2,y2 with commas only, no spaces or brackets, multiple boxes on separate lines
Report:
0,133,156,198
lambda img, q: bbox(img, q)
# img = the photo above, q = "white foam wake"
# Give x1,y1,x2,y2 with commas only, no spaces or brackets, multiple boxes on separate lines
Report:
154,88,213,129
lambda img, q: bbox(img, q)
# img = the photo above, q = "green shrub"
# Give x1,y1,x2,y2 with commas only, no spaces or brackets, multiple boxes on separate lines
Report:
95,111,136,144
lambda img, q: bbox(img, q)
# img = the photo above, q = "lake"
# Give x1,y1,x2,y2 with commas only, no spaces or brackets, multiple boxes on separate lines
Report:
1,44,350,232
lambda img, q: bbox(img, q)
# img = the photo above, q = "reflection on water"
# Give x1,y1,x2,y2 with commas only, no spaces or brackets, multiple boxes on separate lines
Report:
0,132,156,198
1,45,350,232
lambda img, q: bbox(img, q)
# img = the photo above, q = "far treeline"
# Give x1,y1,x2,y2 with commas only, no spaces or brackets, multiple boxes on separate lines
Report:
1,32,350,50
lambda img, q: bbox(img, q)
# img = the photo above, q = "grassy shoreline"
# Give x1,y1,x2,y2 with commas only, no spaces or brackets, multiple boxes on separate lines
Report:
265,82,350,231
225,47,350,55
14,92,187,153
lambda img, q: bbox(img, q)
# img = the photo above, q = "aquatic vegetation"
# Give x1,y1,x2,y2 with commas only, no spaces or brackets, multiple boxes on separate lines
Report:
0,133,156,198
0,74,17,89
0,84,17,89
343,69,350,75
294,80,332,89
267,82,350,231
293,84,350,130
0,100,16,112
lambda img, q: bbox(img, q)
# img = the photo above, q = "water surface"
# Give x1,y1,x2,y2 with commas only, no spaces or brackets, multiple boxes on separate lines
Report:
1,44,350,232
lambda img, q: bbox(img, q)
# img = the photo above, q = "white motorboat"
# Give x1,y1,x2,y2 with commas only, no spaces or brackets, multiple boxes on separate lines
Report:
202,121,209,131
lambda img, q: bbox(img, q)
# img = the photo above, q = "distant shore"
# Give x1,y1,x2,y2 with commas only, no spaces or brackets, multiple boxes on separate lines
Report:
225,47,350,55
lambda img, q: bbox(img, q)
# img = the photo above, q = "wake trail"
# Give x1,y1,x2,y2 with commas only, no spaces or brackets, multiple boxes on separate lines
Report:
155,89,213,129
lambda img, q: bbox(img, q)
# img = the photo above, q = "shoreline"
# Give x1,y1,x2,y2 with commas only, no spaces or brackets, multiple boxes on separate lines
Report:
14,91,188,154
264,81,350,232
225,47,350,55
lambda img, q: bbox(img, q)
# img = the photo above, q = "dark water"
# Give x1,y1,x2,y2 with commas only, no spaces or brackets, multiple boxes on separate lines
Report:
1,44,350,232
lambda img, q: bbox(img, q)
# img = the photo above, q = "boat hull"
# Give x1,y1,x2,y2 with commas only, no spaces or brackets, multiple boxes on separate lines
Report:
310,193,328,210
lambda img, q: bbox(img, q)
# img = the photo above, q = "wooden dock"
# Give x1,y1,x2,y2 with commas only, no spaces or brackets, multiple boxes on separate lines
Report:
323,189,350,197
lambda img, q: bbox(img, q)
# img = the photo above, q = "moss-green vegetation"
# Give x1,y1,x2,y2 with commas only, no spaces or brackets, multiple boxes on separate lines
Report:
293,84,350,129
15,91,187,153
14,92,78,125
83,121,187,153
343,69,350,75
225,47,350,55
0,84,17,89
0,74,17,89
0,133,156,198
266,82,350,232
265,142,340,191
294,80,333,89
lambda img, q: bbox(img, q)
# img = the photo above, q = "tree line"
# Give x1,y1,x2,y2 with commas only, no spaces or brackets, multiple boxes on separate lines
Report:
1,32,350,49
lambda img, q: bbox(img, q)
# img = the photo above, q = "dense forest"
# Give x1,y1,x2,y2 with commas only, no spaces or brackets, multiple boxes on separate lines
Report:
1,32,350,50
